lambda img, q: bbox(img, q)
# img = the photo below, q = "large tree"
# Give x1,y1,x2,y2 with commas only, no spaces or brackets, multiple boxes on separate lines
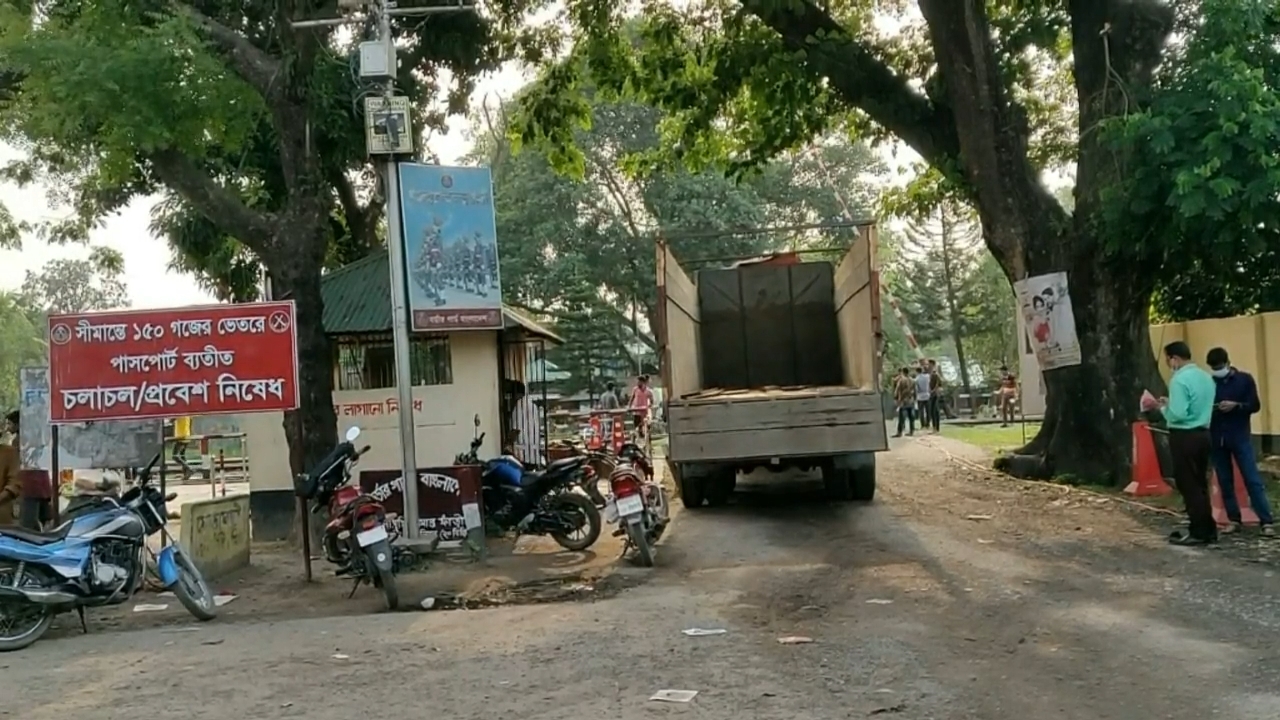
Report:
20,246,129,315
0,0,534,484
888,201,1019,392
472,93,883,360
514,0,1280,482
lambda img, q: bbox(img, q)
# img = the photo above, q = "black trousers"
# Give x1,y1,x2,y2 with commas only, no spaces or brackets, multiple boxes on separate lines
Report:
1168,428,1215,540
928,396,941,430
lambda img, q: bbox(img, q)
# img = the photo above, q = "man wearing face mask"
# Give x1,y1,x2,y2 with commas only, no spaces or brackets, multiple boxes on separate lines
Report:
1151,341,1219,545
1206,347,1274,537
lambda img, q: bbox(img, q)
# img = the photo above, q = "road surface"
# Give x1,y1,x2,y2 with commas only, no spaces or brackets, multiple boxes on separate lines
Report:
6,434,1279,720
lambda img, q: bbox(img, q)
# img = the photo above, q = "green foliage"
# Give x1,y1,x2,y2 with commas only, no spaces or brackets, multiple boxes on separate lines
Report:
1102,0,1280,321
888,202,1016,392
0,292,47,411
478,90,883,369
20,246,129,315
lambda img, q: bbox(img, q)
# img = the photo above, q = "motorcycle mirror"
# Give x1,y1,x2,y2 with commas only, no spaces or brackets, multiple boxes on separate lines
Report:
473,413,481,428
345,426,361,442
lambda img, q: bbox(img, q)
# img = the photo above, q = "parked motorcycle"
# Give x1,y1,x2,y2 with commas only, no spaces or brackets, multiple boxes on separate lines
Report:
604,442,669,567
294,426,400,610
455,424,602,552
0,452,216,652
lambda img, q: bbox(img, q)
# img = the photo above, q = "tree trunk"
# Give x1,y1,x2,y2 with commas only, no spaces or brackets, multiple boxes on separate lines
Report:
938,211,973,397
267,212,339,545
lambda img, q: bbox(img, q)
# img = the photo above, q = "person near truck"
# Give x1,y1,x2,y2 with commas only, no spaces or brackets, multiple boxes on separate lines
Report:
1206,347,1274,537
927,359,944,431
893,367,916,437
7,411,52,530
629,375,655,440
914,365,932,429
996,366,1019,427
0,412,20,524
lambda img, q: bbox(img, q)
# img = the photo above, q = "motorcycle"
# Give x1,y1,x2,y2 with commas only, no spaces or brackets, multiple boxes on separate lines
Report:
0,452,216,652
604,441,669,567
455,424,602,552
294,426,400,610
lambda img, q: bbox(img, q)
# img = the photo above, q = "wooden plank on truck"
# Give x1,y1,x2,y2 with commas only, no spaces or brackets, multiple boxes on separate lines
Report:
667,390,885,462
834,224,882,390
656,241,703,401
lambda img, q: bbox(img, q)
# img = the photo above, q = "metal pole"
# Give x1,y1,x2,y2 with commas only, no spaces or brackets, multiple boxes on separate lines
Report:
49,425,60,527
379,0,421,539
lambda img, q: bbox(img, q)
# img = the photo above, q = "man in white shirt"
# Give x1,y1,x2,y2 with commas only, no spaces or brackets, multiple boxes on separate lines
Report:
914,366,932,429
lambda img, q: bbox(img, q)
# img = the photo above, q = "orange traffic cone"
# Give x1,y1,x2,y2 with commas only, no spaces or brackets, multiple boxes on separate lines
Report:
1125,421,1173,497
1210,458,1260,527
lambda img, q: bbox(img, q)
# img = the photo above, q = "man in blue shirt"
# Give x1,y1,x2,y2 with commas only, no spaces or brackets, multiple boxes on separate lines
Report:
1206,347,1274,537
1157,341,1218,545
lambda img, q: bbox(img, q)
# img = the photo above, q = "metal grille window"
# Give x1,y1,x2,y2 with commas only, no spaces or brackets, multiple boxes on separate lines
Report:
335,335,453,390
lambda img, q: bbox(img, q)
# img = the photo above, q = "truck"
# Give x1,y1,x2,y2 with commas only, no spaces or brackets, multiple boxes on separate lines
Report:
655,224,888,509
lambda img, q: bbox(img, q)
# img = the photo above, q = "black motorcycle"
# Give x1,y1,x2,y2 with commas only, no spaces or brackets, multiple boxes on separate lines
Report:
455,427,601,552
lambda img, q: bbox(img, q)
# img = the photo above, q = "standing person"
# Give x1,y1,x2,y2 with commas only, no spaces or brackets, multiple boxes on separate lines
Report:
8,411,51,530
927,359,944,431
0,412,19,524
171,415,195,481
893,367,916,437
914,365,932,429
1151,341,1218,546
629,375,655,440
599,382,621,410
1206,347,1274,537
996,366,1019,427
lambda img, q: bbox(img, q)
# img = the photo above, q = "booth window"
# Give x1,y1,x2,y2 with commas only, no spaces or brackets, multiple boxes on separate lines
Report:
335,335,453,390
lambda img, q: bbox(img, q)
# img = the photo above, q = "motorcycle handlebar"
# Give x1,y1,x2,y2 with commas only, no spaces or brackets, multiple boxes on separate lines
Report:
356,445,371,458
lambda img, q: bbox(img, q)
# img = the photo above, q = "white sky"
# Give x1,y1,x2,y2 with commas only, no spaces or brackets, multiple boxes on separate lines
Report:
0,67,525,309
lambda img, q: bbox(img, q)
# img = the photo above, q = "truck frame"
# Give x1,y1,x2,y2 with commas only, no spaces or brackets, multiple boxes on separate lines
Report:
656,223,888,508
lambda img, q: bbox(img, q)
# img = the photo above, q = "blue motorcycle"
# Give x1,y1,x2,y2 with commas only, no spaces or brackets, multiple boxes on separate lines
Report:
0,452,216,651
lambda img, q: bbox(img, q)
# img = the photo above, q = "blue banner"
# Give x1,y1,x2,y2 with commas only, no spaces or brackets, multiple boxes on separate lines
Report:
398,164,503,330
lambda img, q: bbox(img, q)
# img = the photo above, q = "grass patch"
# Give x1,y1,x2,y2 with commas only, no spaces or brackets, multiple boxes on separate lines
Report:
941,422,1041,453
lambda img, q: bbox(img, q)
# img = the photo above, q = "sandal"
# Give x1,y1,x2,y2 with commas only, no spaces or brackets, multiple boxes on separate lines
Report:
1262,525,1275,538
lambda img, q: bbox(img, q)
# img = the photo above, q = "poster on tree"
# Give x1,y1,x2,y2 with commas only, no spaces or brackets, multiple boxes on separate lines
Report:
1015,272,1082,371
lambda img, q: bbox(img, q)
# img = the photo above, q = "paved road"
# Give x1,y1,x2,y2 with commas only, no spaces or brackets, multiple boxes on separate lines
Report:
7,434,1280,719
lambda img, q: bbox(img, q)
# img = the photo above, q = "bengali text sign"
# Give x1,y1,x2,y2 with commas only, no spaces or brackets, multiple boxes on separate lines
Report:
47,302,300,423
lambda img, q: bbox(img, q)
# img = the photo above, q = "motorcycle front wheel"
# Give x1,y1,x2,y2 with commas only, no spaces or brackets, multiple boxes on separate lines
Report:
549,493,602,552
172,546,217,621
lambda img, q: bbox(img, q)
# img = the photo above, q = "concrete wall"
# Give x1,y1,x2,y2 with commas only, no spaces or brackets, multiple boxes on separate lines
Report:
1017,310,1280,444
180,494,251,580
244,330,504,495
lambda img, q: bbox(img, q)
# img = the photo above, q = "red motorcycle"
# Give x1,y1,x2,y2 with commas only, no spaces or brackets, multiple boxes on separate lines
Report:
604,442,669,567
294,427,399,610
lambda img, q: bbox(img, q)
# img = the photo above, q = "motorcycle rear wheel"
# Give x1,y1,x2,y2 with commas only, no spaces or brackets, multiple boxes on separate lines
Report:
549,493,601,552
0,602,52,652
376,566,399,611
626,521,654,567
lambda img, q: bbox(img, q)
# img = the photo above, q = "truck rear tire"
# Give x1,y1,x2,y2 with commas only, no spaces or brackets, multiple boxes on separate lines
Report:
822,465,854,502
677,470,706,509
704,470,735,507
850,462,876,502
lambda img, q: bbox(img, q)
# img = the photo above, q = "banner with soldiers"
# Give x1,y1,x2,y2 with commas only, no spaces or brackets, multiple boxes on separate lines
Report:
398,164,503,331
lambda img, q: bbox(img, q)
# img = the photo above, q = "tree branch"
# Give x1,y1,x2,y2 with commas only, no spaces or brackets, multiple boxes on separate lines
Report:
915,0,1066,276
739,0,961,167
330,169,380,251
148,149,279,255
177,3,283,101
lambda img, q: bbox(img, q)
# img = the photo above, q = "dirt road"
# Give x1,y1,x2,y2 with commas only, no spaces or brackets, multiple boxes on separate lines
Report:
7,434,1280,719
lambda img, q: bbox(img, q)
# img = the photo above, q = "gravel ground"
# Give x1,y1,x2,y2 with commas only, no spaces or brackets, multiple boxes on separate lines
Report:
4,431,1278,720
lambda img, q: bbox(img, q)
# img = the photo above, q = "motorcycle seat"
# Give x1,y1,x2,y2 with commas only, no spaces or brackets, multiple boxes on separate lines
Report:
546,456,584,472
0,522,73,546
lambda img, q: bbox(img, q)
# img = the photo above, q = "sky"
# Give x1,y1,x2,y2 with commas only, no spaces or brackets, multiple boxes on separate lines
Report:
0,67,525,310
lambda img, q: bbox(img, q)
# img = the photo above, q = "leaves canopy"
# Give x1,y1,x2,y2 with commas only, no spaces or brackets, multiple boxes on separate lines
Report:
473,91,882,371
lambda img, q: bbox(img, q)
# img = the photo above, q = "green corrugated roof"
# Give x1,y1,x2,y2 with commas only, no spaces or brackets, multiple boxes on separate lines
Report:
321,249,562,343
